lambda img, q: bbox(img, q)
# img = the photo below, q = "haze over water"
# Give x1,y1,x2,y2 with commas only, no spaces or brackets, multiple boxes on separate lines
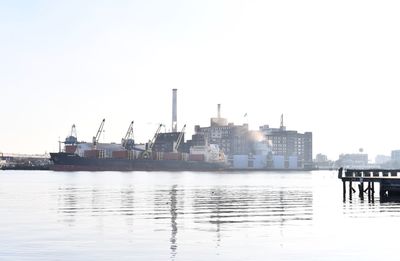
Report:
1,170,400,260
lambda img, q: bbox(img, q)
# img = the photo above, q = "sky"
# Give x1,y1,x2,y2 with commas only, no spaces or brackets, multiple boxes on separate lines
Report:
1,0,400,161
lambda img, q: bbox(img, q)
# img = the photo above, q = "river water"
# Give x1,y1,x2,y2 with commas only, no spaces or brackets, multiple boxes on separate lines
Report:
0,170,400,260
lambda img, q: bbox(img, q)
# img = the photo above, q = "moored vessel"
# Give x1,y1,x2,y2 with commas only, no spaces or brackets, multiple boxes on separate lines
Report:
50,120,227,172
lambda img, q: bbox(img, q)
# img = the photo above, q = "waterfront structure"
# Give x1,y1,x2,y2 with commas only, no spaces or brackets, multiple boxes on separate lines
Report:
190,111,313,169
338,168,400,201
337,153,368,168
190,104,251,156
0,153,50,170
259,118,313,169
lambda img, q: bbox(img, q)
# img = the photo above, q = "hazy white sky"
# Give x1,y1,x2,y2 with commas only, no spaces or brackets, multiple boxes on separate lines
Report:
1,0,400,160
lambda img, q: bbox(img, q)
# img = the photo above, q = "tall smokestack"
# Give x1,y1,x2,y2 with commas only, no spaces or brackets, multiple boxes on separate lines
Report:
172,89,177,132
217,104,221,118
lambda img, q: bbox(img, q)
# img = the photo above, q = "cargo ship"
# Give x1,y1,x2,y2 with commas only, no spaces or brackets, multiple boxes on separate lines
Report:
50,121,227,172
50,152,225,171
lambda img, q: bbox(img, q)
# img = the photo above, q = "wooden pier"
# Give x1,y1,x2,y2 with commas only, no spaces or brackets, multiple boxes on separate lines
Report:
338,168,400,201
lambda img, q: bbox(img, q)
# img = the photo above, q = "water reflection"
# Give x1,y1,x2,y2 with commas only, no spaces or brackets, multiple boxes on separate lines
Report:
192,187,313,226
57,187,78,226
120,186,135,229
56,184,313,259
343,199,400,218
57,185,313,222
169,185,178,260
120,186,134,215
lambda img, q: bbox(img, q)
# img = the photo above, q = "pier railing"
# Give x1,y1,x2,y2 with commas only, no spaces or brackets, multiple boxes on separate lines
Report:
338,168,400,201
338,168,399,179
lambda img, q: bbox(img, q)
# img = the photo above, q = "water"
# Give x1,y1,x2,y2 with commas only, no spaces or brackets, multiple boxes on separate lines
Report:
1,170,400,260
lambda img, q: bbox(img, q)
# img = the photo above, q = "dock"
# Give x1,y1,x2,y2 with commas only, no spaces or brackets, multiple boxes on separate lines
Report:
338,168,400,201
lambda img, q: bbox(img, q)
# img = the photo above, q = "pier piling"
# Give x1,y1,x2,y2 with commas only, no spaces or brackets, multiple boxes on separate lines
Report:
367,182,371,201
342,180,346,200
359,182,364,200
349,181,353,200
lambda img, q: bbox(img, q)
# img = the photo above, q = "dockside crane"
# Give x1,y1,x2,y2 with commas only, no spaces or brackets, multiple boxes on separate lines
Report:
173,124,186,152
122,121,135,150
141,124,163,159
65,124,78,145
93,119,105,148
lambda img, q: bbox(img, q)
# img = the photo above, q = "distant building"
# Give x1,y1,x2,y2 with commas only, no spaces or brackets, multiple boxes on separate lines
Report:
315,153,328,163
259,120,313,169
229,131,272,169
189,104,251,156
193,122,250,156
375,155,391,165
391,150,400,162
337,153,368,168
375,150,400,169
187,109,313,170
314,153,334,169
388,150,400,168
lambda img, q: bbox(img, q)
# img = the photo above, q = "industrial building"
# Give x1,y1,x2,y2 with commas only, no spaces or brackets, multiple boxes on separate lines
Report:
190,104,251,156
187,108,313,170
259,115,313,169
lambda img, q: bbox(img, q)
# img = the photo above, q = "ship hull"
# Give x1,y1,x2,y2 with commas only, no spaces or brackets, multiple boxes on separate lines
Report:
50,153,225,171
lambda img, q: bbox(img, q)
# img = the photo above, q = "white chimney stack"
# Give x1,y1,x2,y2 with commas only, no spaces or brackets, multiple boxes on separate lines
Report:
172,89,177,132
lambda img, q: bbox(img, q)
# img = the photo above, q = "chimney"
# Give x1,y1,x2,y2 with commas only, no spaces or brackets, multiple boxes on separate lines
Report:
217,104,221,118
172,89,177,132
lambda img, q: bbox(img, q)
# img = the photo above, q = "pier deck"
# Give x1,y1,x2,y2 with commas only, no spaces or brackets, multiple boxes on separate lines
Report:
338,168,400,201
